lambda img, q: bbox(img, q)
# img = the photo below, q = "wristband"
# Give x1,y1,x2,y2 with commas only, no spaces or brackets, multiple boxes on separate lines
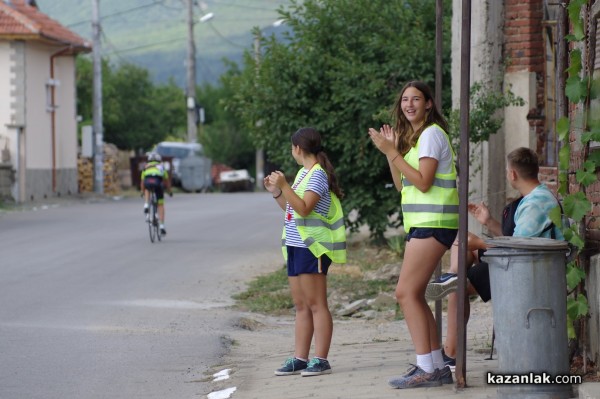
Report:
273,190,282,199
390,153,400,162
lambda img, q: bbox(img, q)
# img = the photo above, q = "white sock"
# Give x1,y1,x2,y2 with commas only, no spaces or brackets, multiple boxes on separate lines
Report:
416,353,434,373
432,349,444,370
144,203,148,208
295,356,308,362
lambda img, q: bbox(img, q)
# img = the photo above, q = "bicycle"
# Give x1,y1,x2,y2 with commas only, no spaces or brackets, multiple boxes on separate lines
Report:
146,188,162,243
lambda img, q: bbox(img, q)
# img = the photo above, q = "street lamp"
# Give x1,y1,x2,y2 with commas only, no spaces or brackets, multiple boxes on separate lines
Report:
187,7,214,144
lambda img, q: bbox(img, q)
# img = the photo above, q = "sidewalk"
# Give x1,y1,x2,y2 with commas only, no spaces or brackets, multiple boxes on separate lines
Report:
208,299,507,399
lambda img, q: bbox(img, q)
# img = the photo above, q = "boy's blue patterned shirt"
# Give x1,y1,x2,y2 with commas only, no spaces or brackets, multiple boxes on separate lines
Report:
513,184,564,240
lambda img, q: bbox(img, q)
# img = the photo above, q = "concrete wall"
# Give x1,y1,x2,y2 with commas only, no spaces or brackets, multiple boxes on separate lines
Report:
451,0,506,232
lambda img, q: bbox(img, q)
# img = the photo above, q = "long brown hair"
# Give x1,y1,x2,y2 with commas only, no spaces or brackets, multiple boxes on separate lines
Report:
291,127,343,198
392,81,449,156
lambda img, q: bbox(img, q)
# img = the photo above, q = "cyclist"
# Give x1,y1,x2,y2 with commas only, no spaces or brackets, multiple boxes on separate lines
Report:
140,152,172,235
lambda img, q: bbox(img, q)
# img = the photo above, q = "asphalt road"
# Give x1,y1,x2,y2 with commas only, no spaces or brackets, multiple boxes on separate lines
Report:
0,192,283,399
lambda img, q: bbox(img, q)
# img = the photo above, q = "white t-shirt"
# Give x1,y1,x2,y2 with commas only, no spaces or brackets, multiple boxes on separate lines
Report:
417,125,453,174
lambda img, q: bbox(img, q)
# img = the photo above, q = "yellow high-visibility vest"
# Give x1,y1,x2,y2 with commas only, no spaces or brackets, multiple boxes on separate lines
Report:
282,164,347,264
401,124,459,232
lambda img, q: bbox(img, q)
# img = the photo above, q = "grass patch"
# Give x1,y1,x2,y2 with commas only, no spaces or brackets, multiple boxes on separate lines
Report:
233,238,404,316
232,266,293,315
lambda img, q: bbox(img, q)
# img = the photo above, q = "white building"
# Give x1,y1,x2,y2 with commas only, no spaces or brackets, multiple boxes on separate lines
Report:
0,0,91,202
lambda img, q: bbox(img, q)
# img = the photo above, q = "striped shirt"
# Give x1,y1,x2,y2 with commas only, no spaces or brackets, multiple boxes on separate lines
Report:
284,167,331,247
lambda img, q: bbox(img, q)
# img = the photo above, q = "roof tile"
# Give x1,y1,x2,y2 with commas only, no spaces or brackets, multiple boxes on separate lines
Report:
0,0,91,51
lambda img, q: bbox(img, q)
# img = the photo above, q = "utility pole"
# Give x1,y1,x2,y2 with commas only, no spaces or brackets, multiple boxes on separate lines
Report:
92,0,104,194
254,33,264,190
186,0,197,143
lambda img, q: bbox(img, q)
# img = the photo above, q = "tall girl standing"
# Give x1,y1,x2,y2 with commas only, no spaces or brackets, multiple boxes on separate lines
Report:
264,127,346,377
369,81,458,389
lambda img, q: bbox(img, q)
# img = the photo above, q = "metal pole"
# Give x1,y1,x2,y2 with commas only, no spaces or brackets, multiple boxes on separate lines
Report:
434,0,444,346
92,0,103,194
455,0,471,389
186,0,198,143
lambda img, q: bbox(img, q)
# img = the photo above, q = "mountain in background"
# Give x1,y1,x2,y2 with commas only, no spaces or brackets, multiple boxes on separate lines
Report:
36,0,291,86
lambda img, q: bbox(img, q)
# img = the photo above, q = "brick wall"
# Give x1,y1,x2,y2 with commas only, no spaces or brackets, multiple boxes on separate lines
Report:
505,0,547,159
538,165,558,195
505,0,545,74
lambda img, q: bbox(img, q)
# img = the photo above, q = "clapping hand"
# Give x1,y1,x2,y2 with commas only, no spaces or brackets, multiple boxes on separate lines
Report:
368,124,396,156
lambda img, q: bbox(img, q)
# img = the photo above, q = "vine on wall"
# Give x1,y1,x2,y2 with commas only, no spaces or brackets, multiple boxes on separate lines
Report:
554,0,599,339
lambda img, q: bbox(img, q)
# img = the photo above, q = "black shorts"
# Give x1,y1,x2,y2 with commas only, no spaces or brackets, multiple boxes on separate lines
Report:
467,261,491,302
143,176,164,201
406,227,458,249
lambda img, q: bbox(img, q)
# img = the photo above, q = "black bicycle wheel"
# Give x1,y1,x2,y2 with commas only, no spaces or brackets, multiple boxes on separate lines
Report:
148,199,156,243
155,205,162,242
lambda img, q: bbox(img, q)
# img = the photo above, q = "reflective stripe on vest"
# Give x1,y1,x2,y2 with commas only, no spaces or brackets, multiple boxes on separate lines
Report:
400,124,459,232
281,165,347,264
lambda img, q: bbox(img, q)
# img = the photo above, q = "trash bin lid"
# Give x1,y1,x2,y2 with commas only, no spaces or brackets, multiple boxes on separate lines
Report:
484,236,569,250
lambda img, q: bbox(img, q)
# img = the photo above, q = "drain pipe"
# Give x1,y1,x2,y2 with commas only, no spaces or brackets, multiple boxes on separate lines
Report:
49,46,71,193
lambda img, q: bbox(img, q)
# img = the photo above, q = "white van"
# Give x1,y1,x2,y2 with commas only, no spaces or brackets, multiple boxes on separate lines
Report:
153,142,203,186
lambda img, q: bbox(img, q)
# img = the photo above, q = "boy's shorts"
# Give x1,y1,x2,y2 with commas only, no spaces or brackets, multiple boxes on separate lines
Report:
467,261,491,302
286,246,332,277
406,227,458,249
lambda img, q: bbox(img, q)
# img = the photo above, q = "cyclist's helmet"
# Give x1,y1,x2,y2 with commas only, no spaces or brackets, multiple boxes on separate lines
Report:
147,152,162,162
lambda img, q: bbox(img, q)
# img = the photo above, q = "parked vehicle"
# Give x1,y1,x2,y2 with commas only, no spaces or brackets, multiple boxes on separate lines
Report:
153,142,203,186
219,169,254,192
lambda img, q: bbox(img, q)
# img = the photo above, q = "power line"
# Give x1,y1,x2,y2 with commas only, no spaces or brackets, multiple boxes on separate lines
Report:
208,0,284,12
203,21,247,49
67,0,171,28
101,35,187,56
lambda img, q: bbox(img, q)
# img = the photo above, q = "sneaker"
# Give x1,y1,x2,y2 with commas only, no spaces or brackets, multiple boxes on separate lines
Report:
389,365,442,389
301,358,332,377
160,226,167,236
438,365,453,384
143,205,149,214
274,357,308,376
442,349,456,372
425,273,458,301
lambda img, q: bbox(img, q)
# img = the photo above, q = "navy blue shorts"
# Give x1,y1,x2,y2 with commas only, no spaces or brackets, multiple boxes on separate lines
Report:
286,246,332,277
406,227,458,249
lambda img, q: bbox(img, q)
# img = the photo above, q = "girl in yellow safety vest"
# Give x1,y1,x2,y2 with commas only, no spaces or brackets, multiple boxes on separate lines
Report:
369,81,459,389
264,127,346,377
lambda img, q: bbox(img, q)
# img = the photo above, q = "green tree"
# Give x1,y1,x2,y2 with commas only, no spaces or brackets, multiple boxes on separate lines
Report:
225,0,452,239
75,57,186,151
197,65,255,171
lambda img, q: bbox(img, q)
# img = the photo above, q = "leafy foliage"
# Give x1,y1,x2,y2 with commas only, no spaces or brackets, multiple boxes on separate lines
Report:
76,56,186,151
558,0,600,340
197,66,255,171
446,82,525,146
224,0,453,238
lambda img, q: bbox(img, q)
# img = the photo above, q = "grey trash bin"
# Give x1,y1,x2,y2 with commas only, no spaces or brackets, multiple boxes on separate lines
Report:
180,155,212,192
481,236,573,399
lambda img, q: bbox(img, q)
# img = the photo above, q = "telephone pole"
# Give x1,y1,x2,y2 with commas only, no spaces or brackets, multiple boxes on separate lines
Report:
92,0,104,193
254,33,264,190
186,0,197,143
